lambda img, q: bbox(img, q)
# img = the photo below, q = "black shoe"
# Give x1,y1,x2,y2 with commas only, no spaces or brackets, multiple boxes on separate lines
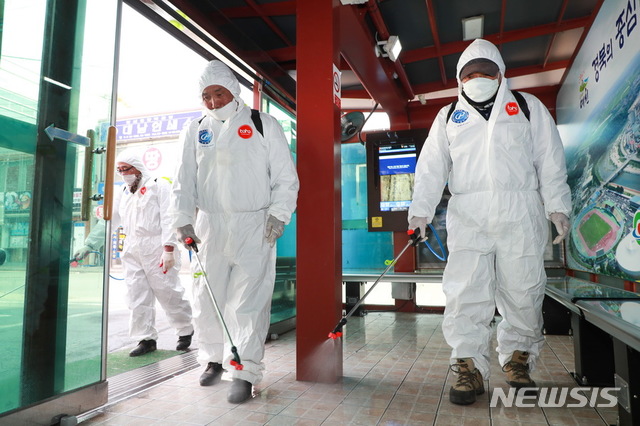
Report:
227,378,252,403
199,362,224,386
129,339,157,357
176,332,193,351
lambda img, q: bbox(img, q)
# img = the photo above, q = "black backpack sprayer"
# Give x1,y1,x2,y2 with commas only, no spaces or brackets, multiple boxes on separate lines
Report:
185,237,244,371
328,225,447,339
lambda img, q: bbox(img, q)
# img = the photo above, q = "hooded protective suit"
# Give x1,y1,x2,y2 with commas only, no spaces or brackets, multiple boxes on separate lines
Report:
170,60,299,384
408,39,571,377
112,147,193,342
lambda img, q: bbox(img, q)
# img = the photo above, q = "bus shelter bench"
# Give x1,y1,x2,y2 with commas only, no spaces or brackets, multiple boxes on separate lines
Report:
543,277,640,388
342,272,442,316
269,257,297,337
576,299,640,426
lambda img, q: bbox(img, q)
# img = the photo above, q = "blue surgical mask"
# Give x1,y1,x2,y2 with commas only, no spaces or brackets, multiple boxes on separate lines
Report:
463,77,499,102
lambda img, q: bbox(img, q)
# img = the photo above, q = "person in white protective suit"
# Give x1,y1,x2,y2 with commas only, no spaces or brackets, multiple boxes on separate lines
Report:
170,60,299,404
408,39,571,405
74,148,194,357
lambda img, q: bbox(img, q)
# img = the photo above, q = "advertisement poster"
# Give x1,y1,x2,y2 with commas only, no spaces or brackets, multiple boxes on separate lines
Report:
557,0,640,279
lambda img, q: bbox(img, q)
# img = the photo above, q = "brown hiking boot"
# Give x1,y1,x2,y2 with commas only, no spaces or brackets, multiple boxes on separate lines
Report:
449,358,485,405
502,350,537,394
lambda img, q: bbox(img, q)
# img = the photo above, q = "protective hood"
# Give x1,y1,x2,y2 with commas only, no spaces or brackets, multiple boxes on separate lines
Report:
456,39,506,86
116,147,150,181
198,60,241,98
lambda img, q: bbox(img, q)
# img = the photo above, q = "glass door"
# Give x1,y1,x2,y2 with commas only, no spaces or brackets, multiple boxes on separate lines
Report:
0,0,119,419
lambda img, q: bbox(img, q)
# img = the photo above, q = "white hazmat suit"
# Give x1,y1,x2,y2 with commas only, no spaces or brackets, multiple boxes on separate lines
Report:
408,39,571,378
109,148,193,343
170,61,299,385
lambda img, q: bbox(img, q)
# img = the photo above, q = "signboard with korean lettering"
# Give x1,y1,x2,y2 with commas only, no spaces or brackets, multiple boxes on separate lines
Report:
557,0,640,281
115,110,202,141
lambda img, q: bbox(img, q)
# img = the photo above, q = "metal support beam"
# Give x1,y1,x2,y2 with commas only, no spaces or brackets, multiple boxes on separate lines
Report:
366,0,414,99
339,4,408,120
424,0,447,86
402,16,591,63
245,0,293,46
168,0,297,108
542,0,570,67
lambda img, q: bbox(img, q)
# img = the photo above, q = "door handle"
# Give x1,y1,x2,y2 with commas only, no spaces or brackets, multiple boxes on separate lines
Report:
80,130,95,221
103,126,116,221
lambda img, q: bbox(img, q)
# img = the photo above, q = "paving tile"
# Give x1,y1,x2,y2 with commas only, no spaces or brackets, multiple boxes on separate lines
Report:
92,312,610,425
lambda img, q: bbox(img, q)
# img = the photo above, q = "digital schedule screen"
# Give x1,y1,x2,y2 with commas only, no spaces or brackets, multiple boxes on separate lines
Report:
366,128,427,232
378,144,417,212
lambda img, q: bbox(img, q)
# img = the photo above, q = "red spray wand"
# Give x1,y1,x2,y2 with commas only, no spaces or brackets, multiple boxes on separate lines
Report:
185,237,243,370
328,229,422,339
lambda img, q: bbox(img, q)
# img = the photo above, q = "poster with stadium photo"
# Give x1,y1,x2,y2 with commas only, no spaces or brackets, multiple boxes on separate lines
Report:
556,0,640,280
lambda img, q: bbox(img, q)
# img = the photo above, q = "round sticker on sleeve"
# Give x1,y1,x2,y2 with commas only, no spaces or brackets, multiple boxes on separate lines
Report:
238,125,253,139
505,102,519,116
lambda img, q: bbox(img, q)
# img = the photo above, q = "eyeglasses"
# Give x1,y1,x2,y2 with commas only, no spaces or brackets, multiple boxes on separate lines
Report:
116,165,134,174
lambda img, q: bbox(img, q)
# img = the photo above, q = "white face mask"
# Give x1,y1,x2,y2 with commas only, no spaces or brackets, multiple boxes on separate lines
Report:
462,77,499,102
122,174,139,186
207,99,238,121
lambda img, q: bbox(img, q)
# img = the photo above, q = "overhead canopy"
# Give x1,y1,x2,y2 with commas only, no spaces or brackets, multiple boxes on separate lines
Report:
124,0,603,120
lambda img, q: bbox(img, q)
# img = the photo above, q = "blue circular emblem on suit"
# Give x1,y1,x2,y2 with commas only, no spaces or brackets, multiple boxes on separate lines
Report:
452,110,469,123
198,129,213,144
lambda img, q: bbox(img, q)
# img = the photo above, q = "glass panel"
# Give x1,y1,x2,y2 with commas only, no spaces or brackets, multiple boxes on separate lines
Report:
0,0,46,413
0,150,35,413
547,276,640,301
65,0,118,391
341,142,393,272
263,95,297,324
361,111,390,132
416,189,449,269
0,0,117,414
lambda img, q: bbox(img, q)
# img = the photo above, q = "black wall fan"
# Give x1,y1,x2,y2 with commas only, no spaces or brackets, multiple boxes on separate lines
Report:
340,111,365,142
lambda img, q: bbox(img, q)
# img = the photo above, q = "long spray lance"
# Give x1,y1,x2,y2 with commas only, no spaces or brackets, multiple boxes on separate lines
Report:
185,237,243,370
328,228,423,340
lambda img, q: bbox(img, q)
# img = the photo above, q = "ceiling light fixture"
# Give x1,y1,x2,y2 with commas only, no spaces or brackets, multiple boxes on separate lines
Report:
377,35,403,62
462,15,484,41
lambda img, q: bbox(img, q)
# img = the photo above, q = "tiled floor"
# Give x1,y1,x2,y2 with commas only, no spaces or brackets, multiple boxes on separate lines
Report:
81,312,618,425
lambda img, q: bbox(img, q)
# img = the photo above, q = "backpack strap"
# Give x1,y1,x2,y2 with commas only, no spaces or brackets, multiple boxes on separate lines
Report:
446,99,458,123
251,109,264,137
198,109,264,137
446,90,530,122
511,90,530,121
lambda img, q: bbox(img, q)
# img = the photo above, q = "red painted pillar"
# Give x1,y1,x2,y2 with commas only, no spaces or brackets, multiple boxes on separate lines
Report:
252,79,262,110
296,0,343,382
